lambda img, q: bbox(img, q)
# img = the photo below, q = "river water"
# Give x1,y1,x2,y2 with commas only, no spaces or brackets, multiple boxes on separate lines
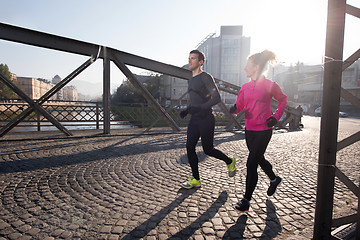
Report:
8,121,136,132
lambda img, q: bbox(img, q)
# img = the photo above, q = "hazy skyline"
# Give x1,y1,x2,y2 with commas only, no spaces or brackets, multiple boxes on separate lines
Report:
0,0,359,96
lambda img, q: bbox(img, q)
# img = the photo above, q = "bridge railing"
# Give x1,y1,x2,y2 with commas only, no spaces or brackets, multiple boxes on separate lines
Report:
0,99,237,132
0,99,115,131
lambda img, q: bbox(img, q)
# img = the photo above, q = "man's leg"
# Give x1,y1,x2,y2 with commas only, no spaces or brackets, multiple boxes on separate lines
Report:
186,117,201,180
200,114,232,164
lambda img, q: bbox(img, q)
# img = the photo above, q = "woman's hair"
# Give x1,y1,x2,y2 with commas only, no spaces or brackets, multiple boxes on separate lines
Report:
248,50,276,77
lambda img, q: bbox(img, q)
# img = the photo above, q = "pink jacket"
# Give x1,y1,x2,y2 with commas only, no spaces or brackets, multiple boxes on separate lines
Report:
233,76,287,131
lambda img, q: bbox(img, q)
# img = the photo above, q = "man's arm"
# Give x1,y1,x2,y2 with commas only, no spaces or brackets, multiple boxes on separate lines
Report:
200,73,220,109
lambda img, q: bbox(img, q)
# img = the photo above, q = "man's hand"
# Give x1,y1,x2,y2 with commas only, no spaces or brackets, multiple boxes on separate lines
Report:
180,109,189,119
266,116,277,127
229,104,237,113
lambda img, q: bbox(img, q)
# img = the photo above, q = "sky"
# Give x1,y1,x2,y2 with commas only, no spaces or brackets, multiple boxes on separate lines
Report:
0,0,359,96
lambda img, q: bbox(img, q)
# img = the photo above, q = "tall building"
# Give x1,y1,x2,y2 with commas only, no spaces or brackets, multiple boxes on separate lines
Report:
52,75,63,100
196,25,250,103
159,26,250,106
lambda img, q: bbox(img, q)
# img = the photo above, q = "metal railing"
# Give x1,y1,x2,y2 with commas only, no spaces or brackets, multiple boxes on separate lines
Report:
0,99,120,131
0,100,237,132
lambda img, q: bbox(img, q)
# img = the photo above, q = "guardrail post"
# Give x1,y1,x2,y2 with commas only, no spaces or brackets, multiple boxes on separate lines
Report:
141,103,144,128
103,46,111,134
96,102,99,129
313,0,346,238
37,111,40,131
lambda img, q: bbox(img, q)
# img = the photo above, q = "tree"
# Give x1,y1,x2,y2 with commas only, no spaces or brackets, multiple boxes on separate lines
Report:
0,64,17,99
111,80,145,103
111,74,161,104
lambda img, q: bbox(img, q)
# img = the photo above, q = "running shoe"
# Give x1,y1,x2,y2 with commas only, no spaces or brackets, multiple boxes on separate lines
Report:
181,177,201,189
227,157,237,177
267,176,282,196
233,198,250,212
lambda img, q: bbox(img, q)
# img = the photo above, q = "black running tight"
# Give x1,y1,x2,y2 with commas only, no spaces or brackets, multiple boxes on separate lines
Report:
244,129,276,201
186,114,232,180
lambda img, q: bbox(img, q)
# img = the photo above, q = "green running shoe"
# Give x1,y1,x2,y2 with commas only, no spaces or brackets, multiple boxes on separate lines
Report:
227,157,236,177
181,177,201,189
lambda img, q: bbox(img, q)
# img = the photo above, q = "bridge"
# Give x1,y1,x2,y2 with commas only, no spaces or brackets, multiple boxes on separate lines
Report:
0,1,359,238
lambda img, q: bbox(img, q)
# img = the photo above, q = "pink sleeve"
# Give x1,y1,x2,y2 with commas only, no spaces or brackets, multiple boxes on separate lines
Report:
233,88,245,114
271,82,287,120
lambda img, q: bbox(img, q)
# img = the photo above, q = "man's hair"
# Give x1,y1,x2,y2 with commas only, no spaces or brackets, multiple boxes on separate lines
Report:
190,50,205,63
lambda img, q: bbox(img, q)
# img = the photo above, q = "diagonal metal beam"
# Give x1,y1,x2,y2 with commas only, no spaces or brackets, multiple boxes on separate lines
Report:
112,53,180,132
332,214,357,228
337,131,360,151
144,91,190,133
346,4,360,19
335,167,360,198
0,73,72,136
342,48,360,70
0,57,95,136
340,87,360,110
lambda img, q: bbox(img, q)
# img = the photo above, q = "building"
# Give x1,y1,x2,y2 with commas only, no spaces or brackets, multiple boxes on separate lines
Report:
52,75,63,100
16,75,78,101
17,77,56,100
161,26,250,106
196,25,250,103
167,74,188,107
63,85,78,101
274,60,360,114
51,75,78,101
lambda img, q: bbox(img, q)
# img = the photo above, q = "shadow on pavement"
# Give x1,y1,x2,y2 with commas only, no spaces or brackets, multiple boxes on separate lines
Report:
0,130,247,174
260,199,282,239
222,214,248,239
222,199,281,239
0,134,185,174
120,188,200,240
170,191,228,239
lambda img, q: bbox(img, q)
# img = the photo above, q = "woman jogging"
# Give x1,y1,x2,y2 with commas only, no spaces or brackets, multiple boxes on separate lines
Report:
230,50,287,212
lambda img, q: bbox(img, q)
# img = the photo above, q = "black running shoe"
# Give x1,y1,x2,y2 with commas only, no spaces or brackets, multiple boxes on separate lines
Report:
267,176,282,196
233,198,250,212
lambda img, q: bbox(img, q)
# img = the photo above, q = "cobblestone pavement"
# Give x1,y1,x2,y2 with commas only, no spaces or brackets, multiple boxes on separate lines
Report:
0,118,359,239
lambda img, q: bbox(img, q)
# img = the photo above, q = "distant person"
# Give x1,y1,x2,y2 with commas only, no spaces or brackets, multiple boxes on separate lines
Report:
297,105,304,128
229,50,287,212
180,50,236,189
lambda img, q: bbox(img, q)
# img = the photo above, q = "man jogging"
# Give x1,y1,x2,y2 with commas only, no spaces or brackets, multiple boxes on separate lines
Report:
180,50,236,189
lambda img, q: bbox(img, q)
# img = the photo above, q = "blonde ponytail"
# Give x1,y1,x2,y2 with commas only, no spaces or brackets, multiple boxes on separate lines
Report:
248,50,277,78
261,50,276,65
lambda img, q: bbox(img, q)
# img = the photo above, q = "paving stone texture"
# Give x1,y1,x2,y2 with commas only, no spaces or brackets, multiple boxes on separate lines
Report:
0,118,358,239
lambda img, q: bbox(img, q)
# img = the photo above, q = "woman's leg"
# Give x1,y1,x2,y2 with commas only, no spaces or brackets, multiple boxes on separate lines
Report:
244,129,272,201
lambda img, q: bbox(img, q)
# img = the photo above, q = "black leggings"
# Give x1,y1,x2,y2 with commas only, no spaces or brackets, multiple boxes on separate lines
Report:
244,129,276,201
186,114,232,180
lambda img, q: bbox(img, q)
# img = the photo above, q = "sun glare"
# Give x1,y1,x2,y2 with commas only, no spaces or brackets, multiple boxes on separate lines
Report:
231,0,328,66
